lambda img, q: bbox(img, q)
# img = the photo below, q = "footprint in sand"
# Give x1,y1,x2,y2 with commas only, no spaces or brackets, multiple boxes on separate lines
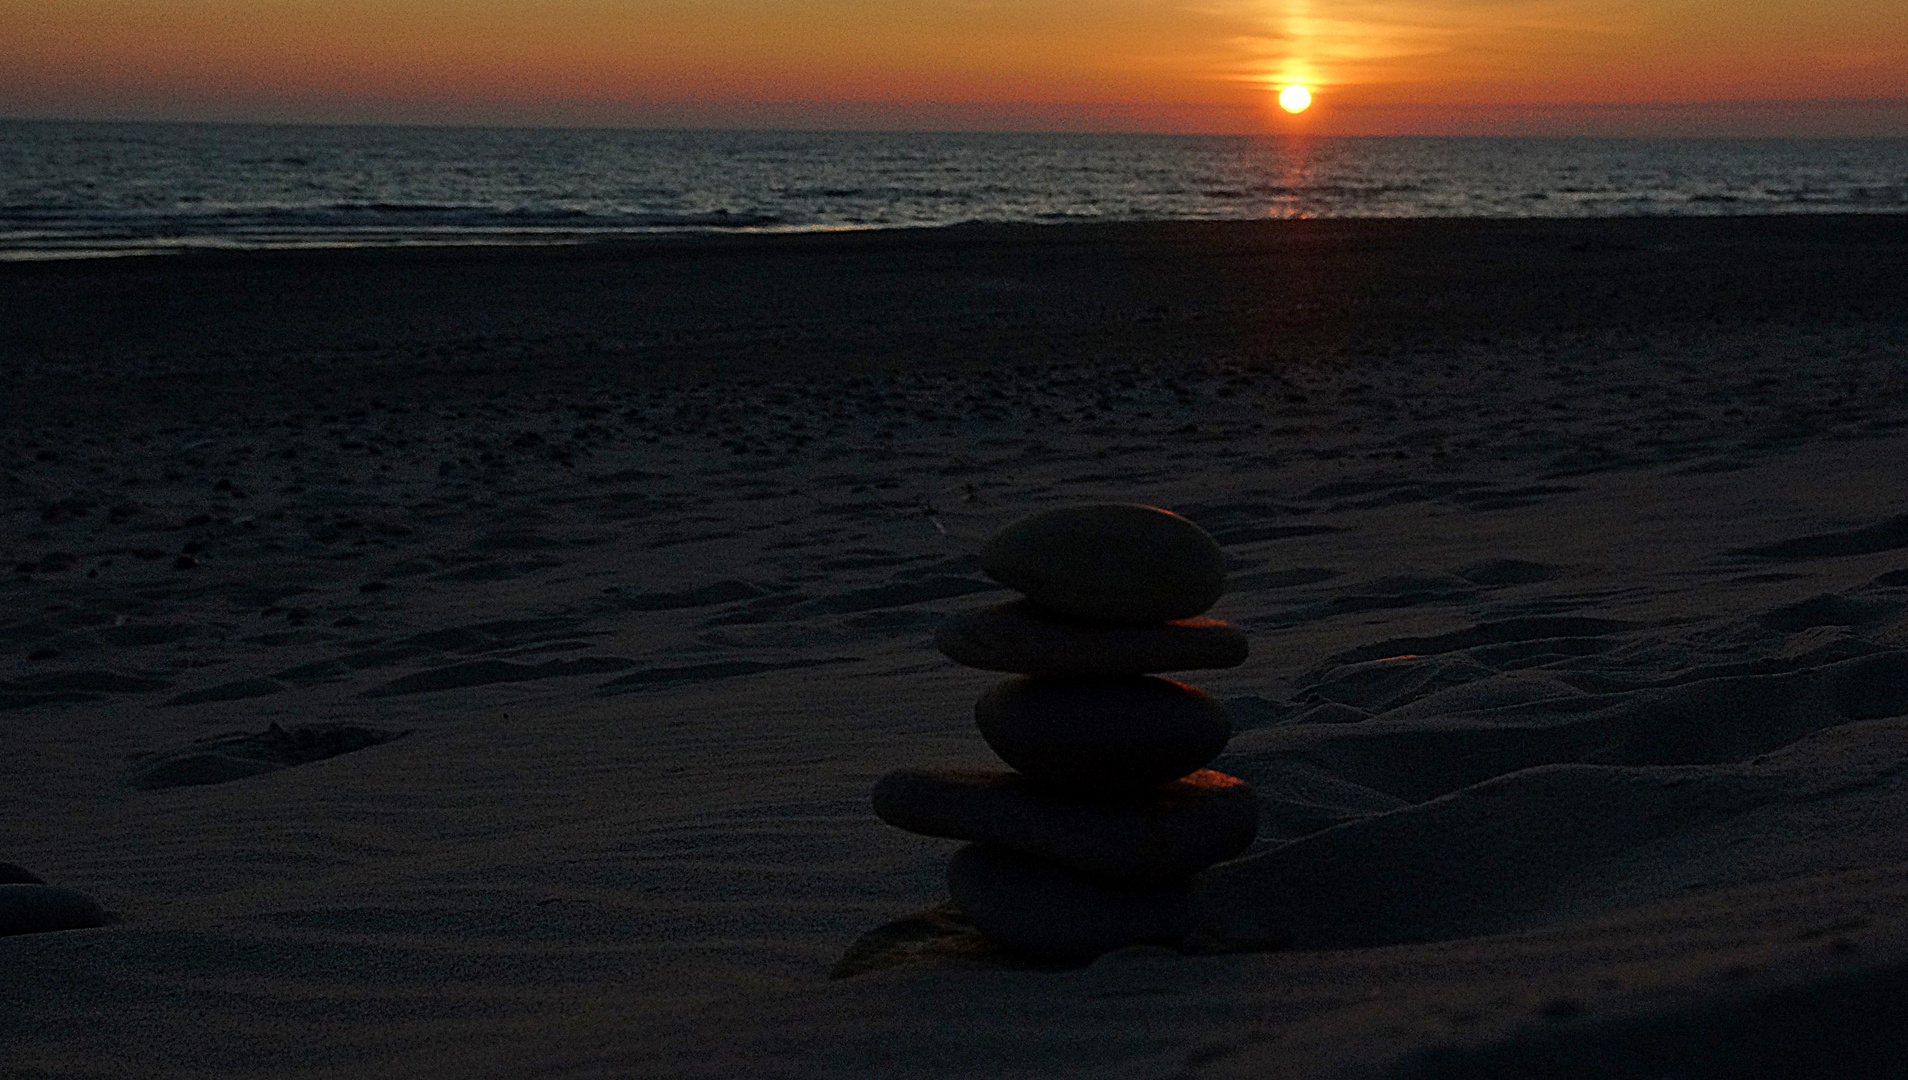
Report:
1735,511,1908,560
126,722,409,790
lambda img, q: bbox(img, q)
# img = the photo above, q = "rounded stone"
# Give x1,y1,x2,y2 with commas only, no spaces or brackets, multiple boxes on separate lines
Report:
980,504,1227,624
935,599,1248,678
0,884,107,938
873,767,1259,883
975,675,1233,794
0,862,45,885
947,844,1197,961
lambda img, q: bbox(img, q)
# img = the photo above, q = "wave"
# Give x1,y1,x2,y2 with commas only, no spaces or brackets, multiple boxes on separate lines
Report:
4,124,1905,259
0,203,789,254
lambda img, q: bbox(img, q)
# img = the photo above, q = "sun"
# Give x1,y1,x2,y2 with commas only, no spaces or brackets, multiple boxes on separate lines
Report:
1278,85,1313,114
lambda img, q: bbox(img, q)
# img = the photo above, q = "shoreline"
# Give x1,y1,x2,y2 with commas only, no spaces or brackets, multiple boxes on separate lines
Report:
6,205,1908,264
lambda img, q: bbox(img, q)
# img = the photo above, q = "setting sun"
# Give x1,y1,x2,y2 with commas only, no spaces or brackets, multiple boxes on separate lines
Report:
1278,85,1312,114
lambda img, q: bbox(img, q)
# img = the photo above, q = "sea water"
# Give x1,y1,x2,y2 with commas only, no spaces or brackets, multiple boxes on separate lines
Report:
2,120,1904,259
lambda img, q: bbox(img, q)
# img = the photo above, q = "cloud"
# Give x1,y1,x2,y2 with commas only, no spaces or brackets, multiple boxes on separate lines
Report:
1196,0,1632,91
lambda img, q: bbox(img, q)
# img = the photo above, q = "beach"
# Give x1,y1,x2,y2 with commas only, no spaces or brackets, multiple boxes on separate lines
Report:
6,213,1908,1078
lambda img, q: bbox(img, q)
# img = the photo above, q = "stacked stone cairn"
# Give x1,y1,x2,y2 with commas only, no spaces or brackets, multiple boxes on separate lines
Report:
873,503,1259,961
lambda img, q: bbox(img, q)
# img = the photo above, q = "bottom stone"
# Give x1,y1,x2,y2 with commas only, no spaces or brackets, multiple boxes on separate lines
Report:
873,768,1260,883
946,844,1196,961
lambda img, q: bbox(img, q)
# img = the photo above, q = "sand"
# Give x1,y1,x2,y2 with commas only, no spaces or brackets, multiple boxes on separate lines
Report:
4,214,1908,1078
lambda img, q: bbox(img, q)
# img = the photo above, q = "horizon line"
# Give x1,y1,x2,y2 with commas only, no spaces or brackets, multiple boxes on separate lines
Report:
6,96,1908,139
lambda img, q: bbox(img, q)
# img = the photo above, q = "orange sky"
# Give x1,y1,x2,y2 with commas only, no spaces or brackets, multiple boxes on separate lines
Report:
5,0,1907,134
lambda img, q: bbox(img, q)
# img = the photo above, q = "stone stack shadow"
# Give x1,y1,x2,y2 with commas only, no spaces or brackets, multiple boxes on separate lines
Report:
872,504,1259,962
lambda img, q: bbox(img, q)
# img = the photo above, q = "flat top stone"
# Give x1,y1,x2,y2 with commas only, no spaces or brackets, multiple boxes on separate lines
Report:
980,504,1227,624
936,598,1247,677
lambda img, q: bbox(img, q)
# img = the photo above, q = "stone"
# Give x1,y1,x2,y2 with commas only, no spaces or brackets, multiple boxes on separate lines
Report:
975,675,1233,794
935,599,1248,677
0,862,45,885
873,768,1259,883
980,504,1227,624
946,844,1197,961
0,884,107,938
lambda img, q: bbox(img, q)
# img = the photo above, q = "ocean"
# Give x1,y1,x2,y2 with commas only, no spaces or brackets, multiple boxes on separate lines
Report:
2,119,1905,260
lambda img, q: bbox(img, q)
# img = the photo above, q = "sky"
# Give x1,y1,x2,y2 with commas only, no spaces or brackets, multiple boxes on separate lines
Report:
5,0,1907,135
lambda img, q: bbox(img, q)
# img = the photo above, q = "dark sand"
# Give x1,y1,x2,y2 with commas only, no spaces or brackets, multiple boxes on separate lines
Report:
8,214,1907,421
5,214,1908,1078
